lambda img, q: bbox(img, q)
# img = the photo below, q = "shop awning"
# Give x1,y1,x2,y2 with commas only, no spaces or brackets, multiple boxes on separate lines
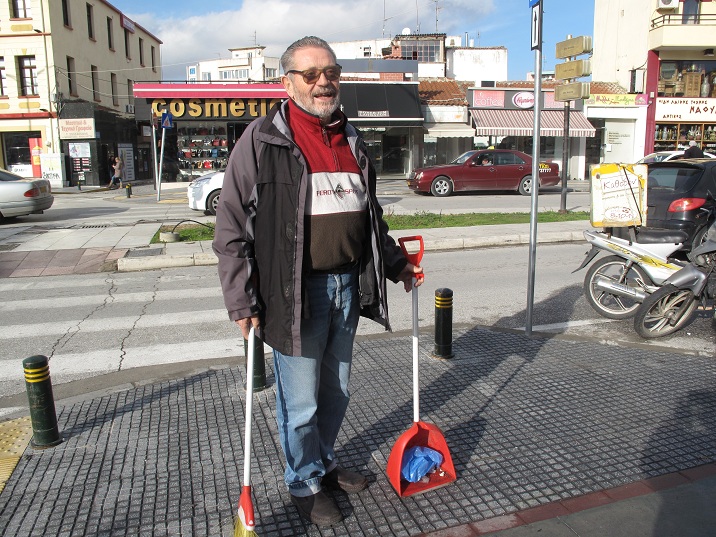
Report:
340,83,423,127
470,109,596,137
424,122,476,138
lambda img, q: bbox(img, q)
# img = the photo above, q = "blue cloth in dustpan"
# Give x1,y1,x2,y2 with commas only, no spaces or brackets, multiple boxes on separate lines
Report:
400,446,443,483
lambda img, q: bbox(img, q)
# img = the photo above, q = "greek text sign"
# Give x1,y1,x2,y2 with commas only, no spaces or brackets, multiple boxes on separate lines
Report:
60,118,96,140
655,97,716,122
590,163,648,228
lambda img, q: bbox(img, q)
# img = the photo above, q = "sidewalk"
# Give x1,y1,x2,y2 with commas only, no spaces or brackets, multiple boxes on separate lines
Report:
1,327,715,536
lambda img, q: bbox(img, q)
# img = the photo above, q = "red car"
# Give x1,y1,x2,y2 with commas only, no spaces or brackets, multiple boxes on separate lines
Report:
407,149,561,197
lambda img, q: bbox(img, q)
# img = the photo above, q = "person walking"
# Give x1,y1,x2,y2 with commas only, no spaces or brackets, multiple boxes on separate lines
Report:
109,156,124,189
213,36,422,528
684,140,705,158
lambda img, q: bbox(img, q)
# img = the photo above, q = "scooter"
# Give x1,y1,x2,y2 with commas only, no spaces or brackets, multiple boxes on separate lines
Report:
633,221,716,338
574,227,688,319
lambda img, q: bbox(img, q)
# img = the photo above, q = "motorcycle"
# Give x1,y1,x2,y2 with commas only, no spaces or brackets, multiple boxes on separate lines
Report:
574,227,688,319
633,221,716,338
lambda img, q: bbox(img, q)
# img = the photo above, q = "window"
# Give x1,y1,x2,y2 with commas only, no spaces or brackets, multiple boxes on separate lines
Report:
107,17,114,49
0,57,5,97
139,38,144,66
66,56,77,95
399,39,443,62
239,69,249,78
86,3,95,40
363,46,372,58
682,0,700,24
202,72,211,81
18,56,38,96
151,46,156,72
124,29,131,59
127,78,134,104
11,0,31,18
111,73,118,105
91,65,100,101
265,68,277,79
62,0,71,27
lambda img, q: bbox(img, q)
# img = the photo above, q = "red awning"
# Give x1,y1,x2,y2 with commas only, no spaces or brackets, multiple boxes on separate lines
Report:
470,109,596,137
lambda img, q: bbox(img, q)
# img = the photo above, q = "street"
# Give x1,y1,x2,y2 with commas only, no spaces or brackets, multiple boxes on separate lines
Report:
1,239,713,418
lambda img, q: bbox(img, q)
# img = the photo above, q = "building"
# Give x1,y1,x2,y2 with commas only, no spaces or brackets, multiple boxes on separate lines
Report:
0,0,161,186
185,46,280,83
592,0,716,158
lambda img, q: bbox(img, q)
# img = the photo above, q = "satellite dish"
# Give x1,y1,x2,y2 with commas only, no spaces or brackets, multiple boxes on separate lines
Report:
401,27,411,35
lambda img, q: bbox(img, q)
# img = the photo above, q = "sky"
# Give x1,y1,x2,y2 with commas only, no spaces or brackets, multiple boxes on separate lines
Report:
111,0,595,82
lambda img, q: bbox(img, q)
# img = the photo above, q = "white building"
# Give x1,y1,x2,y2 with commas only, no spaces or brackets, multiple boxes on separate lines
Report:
186,46,280,83
0,0,162,185
592,0,716,159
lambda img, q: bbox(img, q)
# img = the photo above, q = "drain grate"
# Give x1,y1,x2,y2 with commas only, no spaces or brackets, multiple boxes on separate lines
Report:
78,224,111,229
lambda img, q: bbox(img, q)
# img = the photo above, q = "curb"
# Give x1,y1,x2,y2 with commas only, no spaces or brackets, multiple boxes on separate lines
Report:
116,231,584,272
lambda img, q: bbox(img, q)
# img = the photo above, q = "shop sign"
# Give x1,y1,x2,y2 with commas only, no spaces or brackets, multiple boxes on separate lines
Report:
655,97,716,122
469,89,572,111
40,153,66,188
471,90,506,108
357,110,389,117
586,94,648,107
60,118,96,139
151,98,283,120
590,163,648,228
512,92,535,109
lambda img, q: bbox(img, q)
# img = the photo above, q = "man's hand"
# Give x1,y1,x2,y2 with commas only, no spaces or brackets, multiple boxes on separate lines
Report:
236,316,260,339
397,263,424,292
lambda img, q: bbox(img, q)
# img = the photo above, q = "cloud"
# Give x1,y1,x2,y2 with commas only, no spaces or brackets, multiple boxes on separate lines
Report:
127,0,495,80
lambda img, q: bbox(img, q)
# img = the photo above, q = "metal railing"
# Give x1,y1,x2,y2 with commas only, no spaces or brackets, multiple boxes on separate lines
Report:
651,13,716,28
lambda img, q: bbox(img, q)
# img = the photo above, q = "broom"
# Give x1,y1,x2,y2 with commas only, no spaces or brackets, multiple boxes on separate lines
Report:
235,326,257,537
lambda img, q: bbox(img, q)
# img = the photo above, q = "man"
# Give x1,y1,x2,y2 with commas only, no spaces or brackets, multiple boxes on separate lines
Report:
684,140,705,158
213,36,422,527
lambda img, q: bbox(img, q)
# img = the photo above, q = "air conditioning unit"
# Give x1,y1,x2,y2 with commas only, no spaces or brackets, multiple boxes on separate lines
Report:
657,0,677,10
125,104,135,114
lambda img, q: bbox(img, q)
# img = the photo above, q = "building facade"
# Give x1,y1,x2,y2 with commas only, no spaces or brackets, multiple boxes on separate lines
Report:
185,46,280,83
592,0,716,158
0,0,161,186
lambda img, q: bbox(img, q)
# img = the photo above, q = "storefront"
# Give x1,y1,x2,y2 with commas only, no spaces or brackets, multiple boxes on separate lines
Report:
133,81,424,180
584,93,649,164
468,88,596,180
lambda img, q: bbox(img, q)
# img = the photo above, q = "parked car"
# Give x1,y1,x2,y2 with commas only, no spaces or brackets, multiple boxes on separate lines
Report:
187,170,224,215
636,150,716,164
0,168,54,219
406,149,561,197
636,160,716,252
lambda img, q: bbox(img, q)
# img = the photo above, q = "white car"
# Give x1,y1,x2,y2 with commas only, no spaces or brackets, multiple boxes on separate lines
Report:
187,170,224,215
637,150,716,164
0,168,54,218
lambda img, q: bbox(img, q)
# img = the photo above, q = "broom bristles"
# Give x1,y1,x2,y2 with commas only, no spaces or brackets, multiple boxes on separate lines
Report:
233,487,256,536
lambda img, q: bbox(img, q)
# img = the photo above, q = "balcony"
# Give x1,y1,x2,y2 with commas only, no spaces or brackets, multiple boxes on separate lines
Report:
649,14,716,51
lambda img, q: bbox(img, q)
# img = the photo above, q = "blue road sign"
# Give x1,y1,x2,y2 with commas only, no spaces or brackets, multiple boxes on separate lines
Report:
529,0,540,6
161,112,173,129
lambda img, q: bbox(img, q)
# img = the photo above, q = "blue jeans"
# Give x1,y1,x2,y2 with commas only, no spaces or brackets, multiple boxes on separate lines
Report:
273,269,360,497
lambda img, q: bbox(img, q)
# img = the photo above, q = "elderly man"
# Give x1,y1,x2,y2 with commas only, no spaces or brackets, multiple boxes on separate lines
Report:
213,36,422,527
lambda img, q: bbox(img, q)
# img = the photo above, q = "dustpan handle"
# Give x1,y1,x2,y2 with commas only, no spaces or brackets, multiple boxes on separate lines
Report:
243,327,255,486
412,279,420,423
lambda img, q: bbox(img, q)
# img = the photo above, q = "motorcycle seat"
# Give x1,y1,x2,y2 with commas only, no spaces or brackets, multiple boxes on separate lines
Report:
632,229,689,244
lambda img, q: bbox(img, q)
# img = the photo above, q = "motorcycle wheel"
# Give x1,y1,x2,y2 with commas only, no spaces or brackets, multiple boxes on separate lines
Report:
584,255,651,319
634,284,697,339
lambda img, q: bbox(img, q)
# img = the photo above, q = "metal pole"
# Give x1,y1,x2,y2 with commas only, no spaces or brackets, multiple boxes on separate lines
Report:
526,8,543,337
433,288,454,359
157,126,166,202
150,111,159,191
560,100,571,213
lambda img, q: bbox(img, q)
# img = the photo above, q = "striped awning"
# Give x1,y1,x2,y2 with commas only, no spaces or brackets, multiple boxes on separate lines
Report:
470,109,597,137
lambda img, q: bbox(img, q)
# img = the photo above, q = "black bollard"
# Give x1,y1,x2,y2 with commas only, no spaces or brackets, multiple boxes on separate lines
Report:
433,288,455,359
22,355,63,448
243,334,267,392
125,184,132,198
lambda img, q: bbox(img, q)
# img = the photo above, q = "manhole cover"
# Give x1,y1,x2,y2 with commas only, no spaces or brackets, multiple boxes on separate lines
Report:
125,248,164,258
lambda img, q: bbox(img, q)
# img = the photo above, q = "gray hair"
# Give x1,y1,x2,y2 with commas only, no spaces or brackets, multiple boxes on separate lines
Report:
689,140,697,147
280,36,337,72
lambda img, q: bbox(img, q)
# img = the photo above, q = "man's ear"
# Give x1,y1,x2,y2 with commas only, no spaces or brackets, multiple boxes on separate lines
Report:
281,75,294,100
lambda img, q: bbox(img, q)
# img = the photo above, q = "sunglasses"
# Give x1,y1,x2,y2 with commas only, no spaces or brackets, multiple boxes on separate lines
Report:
286,64,342,84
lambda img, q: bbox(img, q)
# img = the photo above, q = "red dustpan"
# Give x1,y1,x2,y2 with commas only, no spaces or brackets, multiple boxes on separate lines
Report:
387,236,456,497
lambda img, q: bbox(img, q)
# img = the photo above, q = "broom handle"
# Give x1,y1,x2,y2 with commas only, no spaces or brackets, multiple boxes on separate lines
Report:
412,279,420,423
243,326,255,486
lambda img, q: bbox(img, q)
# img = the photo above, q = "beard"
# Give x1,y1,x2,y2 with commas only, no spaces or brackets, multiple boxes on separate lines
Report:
293,86,340,122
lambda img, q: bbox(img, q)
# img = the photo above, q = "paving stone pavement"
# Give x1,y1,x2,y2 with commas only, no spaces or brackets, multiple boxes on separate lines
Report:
1,327,715,536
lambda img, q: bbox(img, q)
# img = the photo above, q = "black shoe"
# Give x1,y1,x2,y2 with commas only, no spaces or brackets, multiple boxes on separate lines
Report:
322,466,369,494
290,490,343,527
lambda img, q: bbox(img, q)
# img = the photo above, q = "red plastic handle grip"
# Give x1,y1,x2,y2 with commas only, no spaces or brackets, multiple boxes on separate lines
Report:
398,236,425,282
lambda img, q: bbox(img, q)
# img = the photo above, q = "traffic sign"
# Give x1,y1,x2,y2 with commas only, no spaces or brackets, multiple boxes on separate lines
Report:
161,112,173,129
529,0,540,6
554,82,591,101
531,2,542,51
555,59,592,80
555,36,593,59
